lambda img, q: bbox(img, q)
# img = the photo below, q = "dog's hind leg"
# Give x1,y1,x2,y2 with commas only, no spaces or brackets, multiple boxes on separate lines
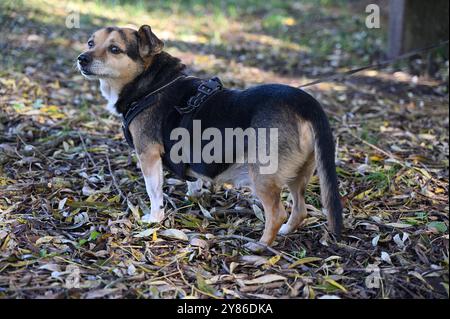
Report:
279,154,316,235
245,168,287,252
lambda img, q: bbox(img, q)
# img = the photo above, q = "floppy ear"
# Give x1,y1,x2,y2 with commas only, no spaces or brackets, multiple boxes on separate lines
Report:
137,25,164,57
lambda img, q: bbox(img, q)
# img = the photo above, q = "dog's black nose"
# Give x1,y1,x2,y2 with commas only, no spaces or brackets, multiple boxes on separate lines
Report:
77,53,92,67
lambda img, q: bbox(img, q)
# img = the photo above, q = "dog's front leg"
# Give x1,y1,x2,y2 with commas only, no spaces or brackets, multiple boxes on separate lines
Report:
138,145,165,223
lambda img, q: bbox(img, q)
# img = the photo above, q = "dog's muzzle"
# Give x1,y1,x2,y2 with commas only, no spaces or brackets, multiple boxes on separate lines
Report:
77,53,92,67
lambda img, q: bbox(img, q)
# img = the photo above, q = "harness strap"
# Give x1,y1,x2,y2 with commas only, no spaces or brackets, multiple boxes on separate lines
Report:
121,75,187,148
122,76,223,149
122,94,158,148
121,76,224,180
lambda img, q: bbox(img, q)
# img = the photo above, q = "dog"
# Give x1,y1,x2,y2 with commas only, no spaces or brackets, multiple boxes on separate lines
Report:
77,25,343,251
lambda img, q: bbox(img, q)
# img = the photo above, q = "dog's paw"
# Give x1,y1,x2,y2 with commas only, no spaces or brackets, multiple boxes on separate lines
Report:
186,179,204,200
187,188,203,200
141,210,165,224
278,223,293,235
244,242,266,253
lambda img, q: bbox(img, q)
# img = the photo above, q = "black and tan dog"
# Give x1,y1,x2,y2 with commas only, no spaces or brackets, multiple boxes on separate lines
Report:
77,25,343,251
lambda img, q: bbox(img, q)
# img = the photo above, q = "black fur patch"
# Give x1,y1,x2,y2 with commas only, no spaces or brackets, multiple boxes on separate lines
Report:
104,27,140,61
125,31,140,61
105,26,116,33
117,29,127,43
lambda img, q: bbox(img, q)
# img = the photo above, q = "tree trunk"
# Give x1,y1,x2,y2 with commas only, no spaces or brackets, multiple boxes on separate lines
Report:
388,0,449,58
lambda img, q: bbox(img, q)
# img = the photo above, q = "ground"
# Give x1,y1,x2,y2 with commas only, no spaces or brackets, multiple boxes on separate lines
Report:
0,0,448,299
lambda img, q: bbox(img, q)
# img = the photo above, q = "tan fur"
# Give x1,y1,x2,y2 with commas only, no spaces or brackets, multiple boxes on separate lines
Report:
87,28,143,80
80,28,147,113
185,114,318,249
249,169,288,246
138,143,164,176
138,143,165,223
280,153,316,235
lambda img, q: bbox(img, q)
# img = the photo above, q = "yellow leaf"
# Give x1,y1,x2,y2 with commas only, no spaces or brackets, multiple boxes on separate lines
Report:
325,278,348,293
1,235,10,251
0,177,13,186
355,188,373,200
370,155,383,162
414,167,432,179
267,255,281,266
309,286,315,299
152,229,158,242
289,257,322,268
282,17,296,26
108,195,120,203
153,259,166,267
222,183,233,190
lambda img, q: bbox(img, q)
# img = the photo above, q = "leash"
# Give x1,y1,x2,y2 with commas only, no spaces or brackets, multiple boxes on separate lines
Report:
298,40,449,88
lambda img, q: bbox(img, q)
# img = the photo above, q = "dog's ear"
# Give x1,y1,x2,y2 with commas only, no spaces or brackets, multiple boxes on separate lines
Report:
137,25,164,57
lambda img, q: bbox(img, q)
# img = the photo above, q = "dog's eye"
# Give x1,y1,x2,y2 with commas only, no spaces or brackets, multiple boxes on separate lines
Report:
87,40,94,48
109,45,121,54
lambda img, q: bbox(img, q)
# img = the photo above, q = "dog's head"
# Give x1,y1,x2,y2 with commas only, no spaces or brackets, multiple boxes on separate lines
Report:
77,25,164,82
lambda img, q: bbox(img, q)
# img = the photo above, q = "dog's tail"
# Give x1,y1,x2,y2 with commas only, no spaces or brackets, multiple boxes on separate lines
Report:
311,108,343,239
294,91,343,238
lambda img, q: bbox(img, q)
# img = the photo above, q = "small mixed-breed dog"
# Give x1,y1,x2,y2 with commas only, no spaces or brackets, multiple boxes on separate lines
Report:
77,25,343,251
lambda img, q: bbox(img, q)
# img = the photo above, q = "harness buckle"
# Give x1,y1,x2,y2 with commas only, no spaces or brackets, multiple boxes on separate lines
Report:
176,77,223,115
197,82,215,95
175,104,195,114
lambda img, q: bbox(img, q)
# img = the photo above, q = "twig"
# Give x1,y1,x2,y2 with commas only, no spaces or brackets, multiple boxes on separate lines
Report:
2,285,63,292
78,132,97,168
346,128,441,183
213,234,295,263
347,129,402,162
176,261,220,299
16,134,51,163
105,153,126,202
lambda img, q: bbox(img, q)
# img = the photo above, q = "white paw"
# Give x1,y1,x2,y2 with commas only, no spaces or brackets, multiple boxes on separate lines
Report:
278,223,293,235
244,242,266,253
141,209,165,224
187,189,202,199
186,179,204,199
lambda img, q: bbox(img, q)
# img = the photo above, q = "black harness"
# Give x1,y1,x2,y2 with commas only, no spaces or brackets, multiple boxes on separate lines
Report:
122,76,223,149
121,76,223,178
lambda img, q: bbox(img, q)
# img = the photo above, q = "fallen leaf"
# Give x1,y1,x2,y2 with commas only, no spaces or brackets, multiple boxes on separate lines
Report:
134,228,157,238
381,251,392,264
242,274,286,285
289,257,322,268
160,229,188,241
252,204,265,222
324,278,348,293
